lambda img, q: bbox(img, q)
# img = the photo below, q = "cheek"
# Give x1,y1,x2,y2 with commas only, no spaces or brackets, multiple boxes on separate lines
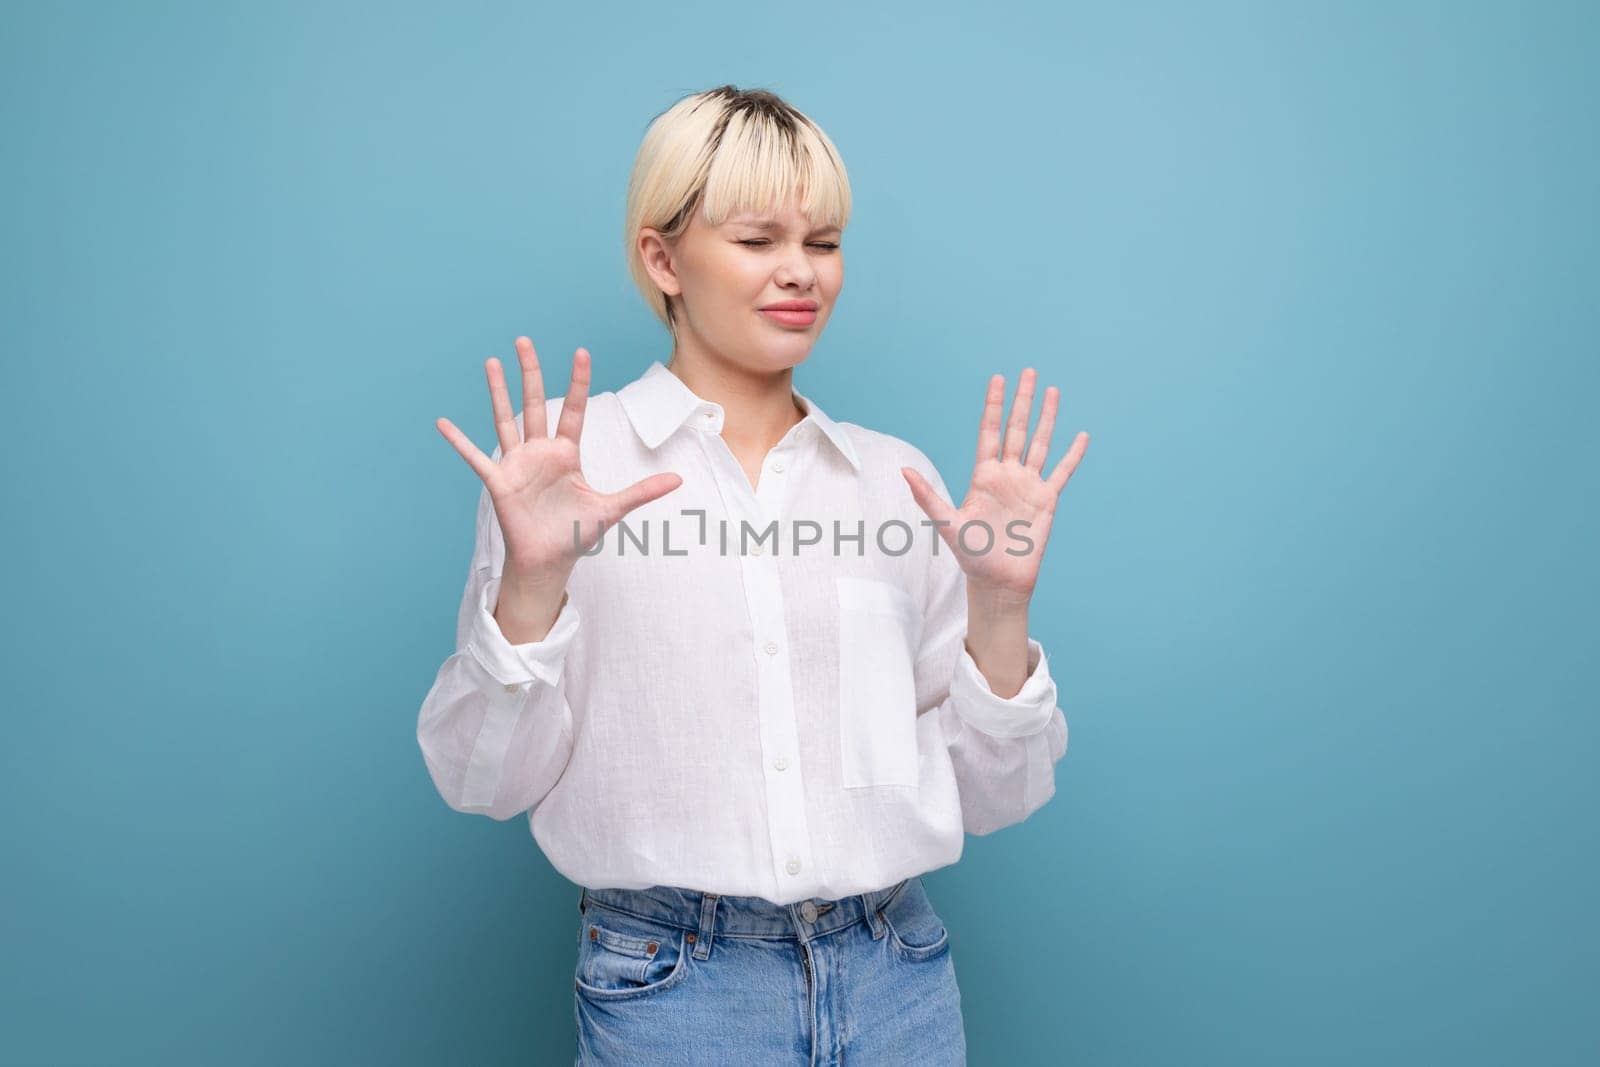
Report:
707,257,768,301
820,259,844,298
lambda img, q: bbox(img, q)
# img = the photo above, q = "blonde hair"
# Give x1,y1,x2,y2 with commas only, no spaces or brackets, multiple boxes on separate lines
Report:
624,85,852,332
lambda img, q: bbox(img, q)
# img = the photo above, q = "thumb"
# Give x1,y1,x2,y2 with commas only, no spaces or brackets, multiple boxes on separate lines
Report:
603,471,683,523
901,466,959,530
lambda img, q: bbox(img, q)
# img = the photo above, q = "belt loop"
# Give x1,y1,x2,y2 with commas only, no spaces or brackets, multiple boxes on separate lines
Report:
864,886,888,941
579,887,587,914
692,892,718,960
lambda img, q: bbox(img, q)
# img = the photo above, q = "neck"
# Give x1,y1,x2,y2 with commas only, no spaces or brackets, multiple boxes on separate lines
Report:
666,337,807,451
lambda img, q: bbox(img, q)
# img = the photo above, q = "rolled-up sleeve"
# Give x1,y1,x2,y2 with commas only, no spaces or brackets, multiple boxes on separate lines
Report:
417,472,579,822
949,637,1057,738
465,570,580,689
911,457,1070,836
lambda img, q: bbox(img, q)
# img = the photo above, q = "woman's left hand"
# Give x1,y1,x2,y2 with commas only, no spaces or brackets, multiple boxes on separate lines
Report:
901,368,1089,605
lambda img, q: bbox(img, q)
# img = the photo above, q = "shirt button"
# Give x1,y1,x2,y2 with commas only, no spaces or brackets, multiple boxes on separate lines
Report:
750,544,763,556
800,901,819,923
770,461,785,473
786,857,802,875
503,683,520,694
763,641,779,656
773,755,789,771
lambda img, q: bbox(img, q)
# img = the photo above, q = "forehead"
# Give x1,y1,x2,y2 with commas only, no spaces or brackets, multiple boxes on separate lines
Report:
720,211,841,233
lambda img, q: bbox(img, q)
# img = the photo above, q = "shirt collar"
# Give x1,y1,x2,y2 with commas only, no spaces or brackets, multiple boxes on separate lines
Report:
617,360,862,473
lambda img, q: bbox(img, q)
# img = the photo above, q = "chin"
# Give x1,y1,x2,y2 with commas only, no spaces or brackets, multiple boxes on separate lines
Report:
755,345,815,373
771,333,819,354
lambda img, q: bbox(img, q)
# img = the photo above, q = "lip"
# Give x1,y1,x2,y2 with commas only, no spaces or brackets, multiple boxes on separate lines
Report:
759,307,818,327
760,300,819,312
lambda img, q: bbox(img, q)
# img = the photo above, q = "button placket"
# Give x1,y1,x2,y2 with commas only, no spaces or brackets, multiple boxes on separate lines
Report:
693,421,815,895
754,447,794,518
730,493,814,892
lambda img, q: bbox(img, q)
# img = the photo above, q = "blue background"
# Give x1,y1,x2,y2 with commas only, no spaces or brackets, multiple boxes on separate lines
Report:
3,1,1595,1064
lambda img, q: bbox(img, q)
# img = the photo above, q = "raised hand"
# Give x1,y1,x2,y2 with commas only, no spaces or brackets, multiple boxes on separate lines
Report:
435,338,684,583
901,368,1089,605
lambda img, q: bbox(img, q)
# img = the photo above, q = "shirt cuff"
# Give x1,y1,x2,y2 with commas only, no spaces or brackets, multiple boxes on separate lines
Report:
949,637,1058,738
464,573,580,688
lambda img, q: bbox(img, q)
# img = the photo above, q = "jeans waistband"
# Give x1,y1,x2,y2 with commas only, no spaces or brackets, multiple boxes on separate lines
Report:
579,878,914,949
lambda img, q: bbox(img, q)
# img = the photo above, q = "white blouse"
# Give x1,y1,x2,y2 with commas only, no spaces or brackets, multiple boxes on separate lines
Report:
416,359,1069,905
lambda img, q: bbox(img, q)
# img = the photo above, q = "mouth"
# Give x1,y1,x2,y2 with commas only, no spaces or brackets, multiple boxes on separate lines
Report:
758,301,819,327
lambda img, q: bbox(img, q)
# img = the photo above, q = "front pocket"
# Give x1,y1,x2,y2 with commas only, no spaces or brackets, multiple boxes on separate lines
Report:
887,914,951,963
836,576,924,789
574,911,690,1001
880,878,952,963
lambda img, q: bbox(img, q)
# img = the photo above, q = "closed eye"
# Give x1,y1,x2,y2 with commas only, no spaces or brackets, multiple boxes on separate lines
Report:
738,239,840,250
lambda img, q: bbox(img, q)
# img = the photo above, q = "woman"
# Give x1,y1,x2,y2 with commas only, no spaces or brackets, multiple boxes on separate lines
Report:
418,84,1089,1065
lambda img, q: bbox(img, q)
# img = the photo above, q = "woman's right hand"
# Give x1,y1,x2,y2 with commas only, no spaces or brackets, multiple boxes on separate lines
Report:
435,337,684,586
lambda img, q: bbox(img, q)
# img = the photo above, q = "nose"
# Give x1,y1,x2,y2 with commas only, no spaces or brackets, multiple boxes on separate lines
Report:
772,246,816,292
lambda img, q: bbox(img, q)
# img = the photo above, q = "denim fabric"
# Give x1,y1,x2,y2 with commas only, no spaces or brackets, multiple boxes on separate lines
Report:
572,876,967,1065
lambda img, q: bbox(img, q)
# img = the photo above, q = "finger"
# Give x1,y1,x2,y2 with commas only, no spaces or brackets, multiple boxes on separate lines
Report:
554,348,592,443
1044,431,1090,495
435,416,499,486
1025,386,1059,472
900,467,960,545
1001,368,1037,462
975,374,1005,466
516,336,548,440
485,357,522,458
603,471,684,523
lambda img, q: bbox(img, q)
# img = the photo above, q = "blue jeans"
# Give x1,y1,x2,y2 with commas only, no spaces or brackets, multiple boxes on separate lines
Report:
573,876,967,1065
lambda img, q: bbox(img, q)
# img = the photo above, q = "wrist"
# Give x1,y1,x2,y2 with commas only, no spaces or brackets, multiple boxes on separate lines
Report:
501,557,572,592
492,568,570,646
966,578,1031,618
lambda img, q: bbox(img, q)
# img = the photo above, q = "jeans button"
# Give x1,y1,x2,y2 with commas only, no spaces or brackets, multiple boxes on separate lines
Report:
800,901,819,923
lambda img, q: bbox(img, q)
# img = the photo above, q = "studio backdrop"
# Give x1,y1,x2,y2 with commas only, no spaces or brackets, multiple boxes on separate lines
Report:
2,2,1595,1064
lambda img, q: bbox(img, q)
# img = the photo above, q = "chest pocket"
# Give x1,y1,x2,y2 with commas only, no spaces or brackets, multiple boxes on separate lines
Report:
836,575,924,788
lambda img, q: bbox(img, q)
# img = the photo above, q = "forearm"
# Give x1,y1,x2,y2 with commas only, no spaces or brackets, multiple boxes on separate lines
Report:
962,580,1032,699
494,562,571,644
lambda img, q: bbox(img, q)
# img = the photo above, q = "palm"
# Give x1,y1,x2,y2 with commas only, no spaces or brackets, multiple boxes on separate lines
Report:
436,338,683,576
903,368,1089,602
488,432,615,569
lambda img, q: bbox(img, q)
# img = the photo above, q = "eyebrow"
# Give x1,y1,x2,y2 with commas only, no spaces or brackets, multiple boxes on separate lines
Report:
734,219,842,235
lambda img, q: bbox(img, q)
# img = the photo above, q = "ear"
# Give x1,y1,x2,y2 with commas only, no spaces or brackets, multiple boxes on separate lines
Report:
637,227,682,298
